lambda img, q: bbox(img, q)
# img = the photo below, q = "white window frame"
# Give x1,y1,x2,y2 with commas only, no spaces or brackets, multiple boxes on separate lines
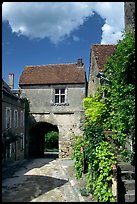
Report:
6,107,11,129
54,88,66,104
14,109,18,128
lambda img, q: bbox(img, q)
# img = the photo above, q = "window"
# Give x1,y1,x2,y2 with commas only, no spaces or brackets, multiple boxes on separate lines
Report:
6,107,11,128
9,143,12,158
20,111,24,127
8,143,15,158
14,110,18,128
6,148,10,159
20,133,24,150
55,88,66,104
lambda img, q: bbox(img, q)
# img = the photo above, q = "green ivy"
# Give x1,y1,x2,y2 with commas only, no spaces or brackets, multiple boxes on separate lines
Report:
91,141,116,202
83,97,107,124
73,32,135,201
104,32,135,161
72,135,85,179
83,95,116,201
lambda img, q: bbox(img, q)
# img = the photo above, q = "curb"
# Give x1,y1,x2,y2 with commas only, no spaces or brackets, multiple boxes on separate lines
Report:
58,159,86,202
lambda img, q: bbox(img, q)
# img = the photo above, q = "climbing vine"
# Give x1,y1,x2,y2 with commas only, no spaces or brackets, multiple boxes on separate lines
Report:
86,141,116,202
73,32,135,202
103,32,135,162
83,92,117,202
72,135,85,179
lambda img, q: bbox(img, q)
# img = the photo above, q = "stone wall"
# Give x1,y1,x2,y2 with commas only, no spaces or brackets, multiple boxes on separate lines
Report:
20,83,86,158
32,111,84,158
87,50,100,97
20,84,85,113
2,93,25,165
124,2,135,33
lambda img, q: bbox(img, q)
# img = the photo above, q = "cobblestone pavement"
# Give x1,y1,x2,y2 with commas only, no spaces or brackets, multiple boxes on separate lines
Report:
2,155,95,202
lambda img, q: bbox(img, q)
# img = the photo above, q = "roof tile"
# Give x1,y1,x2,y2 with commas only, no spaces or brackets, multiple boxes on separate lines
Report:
19,63,85,85
92,44,116,71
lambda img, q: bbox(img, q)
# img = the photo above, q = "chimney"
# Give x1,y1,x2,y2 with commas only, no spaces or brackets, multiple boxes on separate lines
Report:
76,58,83,67
9,73,14,89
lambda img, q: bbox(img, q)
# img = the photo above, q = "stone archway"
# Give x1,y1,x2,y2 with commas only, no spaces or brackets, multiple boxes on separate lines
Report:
26,112,84,159
29,122,59,158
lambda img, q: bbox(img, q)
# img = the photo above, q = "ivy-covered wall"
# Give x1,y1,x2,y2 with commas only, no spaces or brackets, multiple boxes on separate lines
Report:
72,32,135,202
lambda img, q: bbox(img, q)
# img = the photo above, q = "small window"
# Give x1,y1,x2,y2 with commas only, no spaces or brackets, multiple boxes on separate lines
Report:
54,88,66,104
9,143,12,158
20,111,24,127
6,107,11,128
20,133,24,150
14,110,18,128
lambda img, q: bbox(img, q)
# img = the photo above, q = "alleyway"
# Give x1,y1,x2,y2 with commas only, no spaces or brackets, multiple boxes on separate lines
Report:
2,155,94,202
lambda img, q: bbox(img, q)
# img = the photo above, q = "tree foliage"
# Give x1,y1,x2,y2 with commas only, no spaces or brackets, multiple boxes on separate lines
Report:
45,131,59,150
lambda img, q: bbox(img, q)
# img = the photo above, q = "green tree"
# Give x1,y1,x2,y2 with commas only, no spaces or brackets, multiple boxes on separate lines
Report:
45,131,59,151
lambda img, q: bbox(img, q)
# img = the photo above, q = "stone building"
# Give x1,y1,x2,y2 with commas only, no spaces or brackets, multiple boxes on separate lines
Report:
19,59,87,158
88,44,116,97
124,2,135,33
2,74,25,165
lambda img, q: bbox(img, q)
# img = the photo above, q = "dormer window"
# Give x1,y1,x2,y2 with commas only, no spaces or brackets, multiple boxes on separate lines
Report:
55,88,66,104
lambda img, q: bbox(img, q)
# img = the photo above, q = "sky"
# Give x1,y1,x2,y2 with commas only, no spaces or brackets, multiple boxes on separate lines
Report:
2,2,124,89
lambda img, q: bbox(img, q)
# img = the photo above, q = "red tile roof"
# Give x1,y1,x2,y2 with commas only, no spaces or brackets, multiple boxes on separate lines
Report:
91,44,116,71
19,63,85,85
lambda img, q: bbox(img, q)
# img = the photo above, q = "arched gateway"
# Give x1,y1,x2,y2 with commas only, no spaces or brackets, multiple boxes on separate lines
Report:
19,59,87,158
29,121,59,158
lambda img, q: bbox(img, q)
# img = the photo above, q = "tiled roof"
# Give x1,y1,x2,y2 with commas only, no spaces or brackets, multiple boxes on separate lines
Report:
19,63,85,85
91,44,116,71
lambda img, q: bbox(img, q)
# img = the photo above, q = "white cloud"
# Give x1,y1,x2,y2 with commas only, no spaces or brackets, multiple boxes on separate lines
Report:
101,24,123,44
2,2,124,44
73,35,80,42
93,2,124,44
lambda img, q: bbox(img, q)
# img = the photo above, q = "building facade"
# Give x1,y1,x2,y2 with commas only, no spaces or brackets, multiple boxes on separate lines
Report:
2,78,25,165
19,59,87,158
88,44,116,97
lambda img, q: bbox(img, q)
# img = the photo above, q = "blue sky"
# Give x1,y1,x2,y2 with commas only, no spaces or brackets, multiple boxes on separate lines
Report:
2,2,124,89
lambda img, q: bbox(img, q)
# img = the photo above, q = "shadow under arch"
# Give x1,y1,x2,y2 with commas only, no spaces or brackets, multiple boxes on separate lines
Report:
29,122,59,158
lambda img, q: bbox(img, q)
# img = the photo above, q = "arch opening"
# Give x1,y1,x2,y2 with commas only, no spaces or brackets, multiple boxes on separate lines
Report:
29,122,59,158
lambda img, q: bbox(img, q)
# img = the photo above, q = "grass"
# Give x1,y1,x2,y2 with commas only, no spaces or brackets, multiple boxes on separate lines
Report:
45,148,59,152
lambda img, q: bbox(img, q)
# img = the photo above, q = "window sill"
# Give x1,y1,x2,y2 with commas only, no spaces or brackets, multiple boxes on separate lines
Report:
51,102,69,106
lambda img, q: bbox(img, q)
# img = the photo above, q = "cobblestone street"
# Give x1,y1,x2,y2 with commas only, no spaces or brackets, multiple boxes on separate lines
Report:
2,155,94,202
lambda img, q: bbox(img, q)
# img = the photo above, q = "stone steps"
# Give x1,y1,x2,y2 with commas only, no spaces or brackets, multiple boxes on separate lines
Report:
118,162,135,172
121,170,135,180
125,190,135,202
122,179,135,191
117,162,135,202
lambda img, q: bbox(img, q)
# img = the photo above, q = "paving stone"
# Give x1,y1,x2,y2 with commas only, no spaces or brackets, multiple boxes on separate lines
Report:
2,157,94,202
